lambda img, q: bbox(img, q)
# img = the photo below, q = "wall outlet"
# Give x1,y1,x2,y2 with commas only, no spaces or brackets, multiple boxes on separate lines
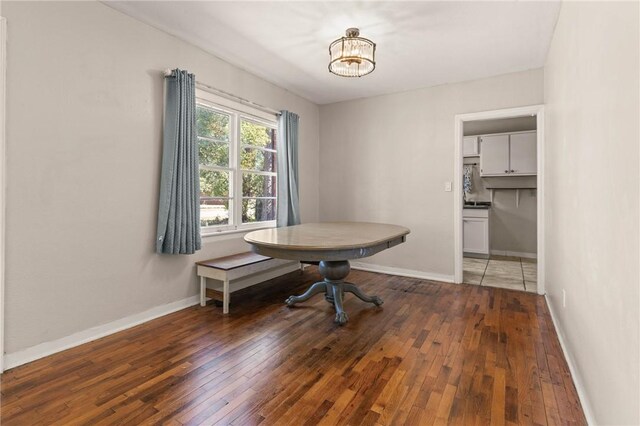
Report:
444,181,452,192
562,289,566,308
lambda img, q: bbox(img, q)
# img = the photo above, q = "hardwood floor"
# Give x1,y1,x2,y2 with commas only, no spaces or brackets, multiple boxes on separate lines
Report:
0,267,585,425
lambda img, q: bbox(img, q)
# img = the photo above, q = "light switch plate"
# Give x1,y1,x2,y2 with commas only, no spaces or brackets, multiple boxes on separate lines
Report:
444,181,452,192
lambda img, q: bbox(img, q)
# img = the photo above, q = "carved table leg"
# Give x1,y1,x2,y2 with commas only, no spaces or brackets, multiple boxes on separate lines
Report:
343,282,384,306
329,282,348,325
324,287,344,304
285,260,383,325
325,292,334,304
285,281,326,306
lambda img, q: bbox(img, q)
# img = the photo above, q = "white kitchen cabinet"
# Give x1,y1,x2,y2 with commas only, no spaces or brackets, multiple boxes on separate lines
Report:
463,209,490,255
509,132,537,175
463,136,479,157
480,131,536,176
479,134,509,175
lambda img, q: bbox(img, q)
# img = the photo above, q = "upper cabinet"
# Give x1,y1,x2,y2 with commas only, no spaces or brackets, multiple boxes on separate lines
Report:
463,136,479,157
509,132,537,175
480,131,536,177
479,134,509,175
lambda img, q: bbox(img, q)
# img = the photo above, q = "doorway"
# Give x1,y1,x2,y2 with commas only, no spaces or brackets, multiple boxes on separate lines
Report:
454,105,545,295
0,16,6,372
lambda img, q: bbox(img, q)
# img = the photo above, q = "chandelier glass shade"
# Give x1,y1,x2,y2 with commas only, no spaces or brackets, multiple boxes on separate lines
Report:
328,28,376,77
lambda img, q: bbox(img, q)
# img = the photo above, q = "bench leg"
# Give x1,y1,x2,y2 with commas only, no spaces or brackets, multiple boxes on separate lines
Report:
223,279,230,314
200,276,206,307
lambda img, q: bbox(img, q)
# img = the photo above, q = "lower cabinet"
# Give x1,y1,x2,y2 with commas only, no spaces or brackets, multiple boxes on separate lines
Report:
463,209,490,255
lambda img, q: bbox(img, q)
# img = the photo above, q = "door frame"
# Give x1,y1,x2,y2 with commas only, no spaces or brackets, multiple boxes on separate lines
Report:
454,105,545,295
0,14,6,372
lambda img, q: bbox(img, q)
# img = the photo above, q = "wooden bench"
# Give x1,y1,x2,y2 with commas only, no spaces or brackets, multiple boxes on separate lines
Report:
196,252,299,314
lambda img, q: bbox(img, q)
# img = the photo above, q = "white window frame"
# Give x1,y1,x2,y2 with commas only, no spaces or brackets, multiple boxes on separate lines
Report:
196,89,278,237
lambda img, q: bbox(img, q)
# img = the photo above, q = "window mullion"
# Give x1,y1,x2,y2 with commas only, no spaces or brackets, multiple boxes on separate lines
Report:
239,114,277,130
239,170,277,177
240,144,276,153
198,135,230,145
200,165,232,173
234,112,243,228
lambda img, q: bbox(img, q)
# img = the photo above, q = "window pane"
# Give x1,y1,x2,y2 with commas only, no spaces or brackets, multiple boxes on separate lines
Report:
242,198,275,223
200,169,230,198
201,198,230,227
199,139,229,167
241,120,276,149
197,106,230,141
241,147,276,172
242,173,276,197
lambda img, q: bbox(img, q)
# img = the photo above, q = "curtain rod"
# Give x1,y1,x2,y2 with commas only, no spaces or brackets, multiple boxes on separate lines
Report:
164,69,281,117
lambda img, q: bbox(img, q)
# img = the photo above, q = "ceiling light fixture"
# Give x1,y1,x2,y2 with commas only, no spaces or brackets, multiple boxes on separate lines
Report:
328,28,376,78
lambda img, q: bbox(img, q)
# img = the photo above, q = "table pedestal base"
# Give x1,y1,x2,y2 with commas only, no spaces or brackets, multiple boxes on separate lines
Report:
285,260,383,325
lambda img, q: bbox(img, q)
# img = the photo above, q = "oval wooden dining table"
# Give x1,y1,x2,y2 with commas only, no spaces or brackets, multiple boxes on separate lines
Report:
244,222,410,325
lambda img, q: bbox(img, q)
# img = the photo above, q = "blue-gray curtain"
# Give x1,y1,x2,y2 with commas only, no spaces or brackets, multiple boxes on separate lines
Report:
156,69,201,254
277,111,301,227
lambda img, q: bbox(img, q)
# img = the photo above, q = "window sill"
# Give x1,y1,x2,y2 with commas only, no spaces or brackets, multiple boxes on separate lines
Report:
201,225,275,242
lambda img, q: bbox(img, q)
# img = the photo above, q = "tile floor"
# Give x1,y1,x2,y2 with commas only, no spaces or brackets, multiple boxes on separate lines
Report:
463,255,537,293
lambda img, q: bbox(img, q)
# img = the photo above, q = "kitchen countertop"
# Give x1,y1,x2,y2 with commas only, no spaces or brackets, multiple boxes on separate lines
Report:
463,202,492,210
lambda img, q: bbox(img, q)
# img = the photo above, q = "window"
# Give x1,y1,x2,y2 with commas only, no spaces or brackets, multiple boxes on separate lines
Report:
196,90,277,235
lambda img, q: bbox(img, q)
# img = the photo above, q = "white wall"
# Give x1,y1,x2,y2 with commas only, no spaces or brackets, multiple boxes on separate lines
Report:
319,69,543,279
544,2,639,424
2,1,319,354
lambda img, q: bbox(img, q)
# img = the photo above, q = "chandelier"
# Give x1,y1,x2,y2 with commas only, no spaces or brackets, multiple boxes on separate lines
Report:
328,28,376,77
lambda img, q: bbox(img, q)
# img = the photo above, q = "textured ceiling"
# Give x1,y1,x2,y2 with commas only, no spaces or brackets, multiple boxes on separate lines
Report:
107,1,561,104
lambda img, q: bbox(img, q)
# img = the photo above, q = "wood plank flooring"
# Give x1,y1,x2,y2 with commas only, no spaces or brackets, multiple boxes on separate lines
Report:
0,267,586,425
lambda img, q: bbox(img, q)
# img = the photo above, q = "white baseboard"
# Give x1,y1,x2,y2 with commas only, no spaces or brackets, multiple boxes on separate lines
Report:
4,264,303,371
490,249,537,259
350,262,454,283
4,295,201,371
3,263,449,371
545,294,596,425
